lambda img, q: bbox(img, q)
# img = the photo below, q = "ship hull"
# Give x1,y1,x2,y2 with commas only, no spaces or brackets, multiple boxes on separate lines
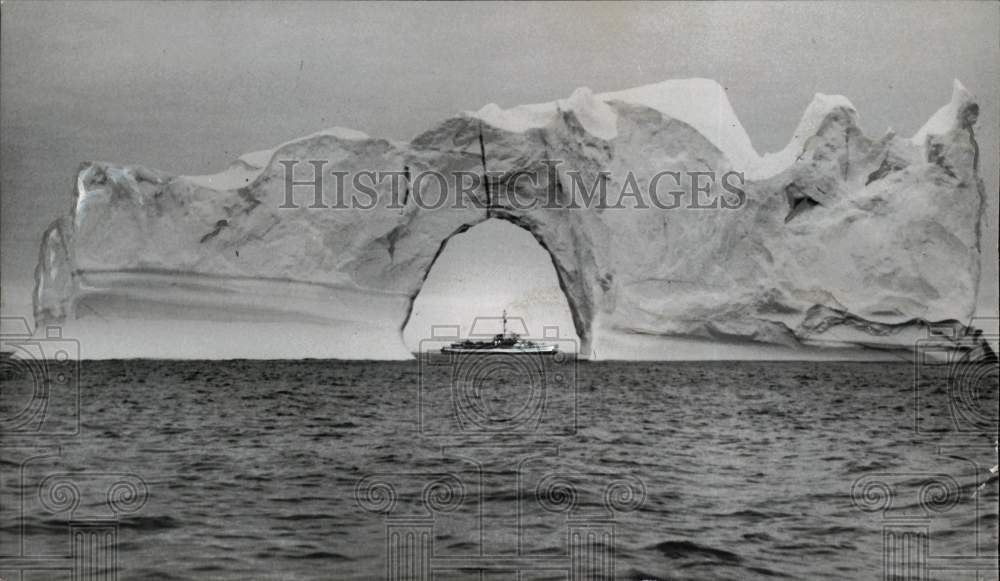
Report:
440,345,558,354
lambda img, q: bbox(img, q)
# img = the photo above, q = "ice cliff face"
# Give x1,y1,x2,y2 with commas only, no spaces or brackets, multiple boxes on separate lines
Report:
34,78,985,358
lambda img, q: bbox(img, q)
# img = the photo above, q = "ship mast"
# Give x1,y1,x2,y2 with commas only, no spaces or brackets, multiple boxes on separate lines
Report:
502,309,507,336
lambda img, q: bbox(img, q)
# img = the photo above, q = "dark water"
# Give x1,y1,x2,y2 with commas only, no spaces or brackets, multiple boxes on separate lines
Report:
2,359,997,580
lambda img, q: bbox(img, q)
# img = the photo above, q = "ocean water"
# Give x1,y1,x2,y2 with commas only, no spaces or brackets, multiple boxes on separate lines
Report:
1,359,997,581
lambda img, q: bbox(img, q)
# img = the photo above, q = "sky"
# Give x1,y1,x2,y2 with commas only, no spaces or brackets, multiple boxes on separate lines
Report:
1,1,997,356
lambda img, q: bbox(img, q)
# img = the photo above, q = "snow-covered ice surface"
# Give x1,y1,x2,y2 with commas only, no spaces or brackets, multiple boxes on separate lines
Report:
471,78,760,171
751,93,858,180
34,78,986,359
183,126,371,190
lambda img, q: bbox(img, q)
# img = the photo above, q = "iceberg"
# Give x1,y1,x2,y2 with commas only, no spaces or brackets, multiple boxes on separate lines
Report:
33,78,985,359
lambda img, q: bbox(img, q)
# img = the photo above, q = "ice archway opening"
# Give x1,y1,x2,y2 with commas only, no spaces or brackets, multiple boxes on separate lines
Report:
401,218,581,354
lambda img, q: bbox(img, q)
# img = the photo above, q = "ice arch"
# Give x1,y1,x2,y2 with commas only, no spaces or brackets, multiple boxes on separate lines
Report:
34,79,984,359
401,218,582,353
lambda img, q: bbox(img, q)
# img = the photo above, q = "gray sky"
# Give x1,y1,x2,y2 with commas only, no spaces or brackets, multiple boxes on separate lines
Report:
2,1,997,353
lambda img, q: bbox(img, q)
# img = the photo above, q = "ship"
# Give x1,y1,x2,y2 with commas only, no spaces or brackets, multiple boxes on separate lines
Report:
441,311,558,354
